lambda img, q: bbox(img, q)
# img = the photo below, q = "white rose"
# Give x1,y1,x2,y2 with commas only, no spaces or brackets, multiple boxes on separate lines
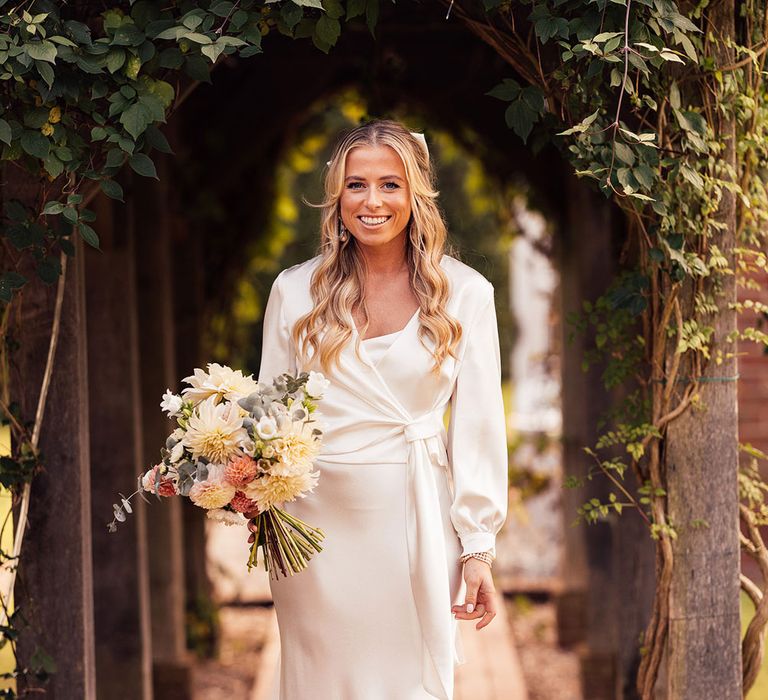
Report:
161,390,183,417
256,416,278,440
305,371,330,398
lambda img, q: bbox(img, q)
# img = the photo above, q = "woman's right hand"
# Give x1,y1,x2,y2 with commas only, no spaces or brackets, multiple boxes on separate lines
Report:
244,509,259,543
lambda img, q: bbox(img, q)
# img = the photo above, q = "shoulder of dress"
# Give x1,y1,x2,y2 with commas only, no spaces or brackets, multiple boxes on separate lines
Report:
275,255,322,288
440,255,495,304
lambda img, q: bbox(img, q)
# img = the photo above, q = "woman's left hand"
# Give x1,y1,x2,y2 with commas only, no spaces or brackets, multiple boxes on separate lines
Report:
452,558,497,630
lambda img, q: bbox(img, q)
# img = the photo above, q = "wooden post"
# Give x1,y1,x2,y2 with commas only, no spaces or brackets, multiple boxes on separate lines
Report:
664,1,742,695
86,189,153,699
558,177,655,699
12,237,96,697
172,217,217,657
131,165,192,696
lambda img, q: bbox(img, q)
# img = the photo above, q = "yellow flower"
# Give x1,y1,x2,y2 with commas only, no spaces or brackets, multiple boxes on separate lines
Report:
244,471,319,512
40,123,53,136
48,107,61,124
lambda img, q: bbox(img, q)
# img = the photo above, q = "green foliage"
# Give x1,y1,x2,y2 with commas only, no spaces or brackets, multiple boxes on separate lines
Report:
0,0,382,297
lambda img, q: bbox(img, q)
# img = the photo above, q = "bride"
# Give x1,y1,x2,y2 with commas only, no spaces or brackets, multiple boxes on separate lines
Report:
253,118,508,700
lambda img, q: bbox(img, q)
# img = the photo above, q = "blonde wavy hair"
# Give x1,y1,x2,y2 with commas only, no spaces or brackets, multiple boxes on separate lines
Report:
292,119,463,374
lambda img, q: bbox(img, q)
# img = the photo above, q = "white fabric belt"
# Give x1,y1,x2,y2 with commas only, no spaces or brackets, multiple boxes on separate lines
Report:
403,411,453,699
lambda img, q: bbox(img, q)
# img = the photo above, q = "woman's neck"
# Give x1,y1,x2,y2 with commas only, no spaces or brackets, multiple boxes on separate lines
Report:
356,234,409,277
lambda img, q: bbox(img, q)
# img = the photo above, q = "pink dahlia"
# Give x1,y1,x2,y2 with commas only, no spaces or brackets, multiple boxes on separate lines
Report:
224,455,259,488
230,490,259,514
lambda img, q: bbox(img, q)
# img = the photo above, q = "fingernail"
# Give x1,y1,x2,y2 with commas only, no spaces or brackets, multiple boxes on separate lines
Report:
466,603,474,614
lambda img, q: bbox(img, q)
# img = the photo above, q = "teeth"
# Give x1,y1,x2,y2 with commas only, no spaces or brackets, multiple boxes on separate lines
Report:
360,216,389,225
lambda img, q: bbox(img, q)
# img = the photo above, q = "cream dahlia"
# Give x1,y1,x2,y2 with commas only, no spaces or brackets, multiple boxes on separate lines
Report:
270,421,321,477
182,362,260,404
189,466,237,510
183,397,248,464
244,470,319,511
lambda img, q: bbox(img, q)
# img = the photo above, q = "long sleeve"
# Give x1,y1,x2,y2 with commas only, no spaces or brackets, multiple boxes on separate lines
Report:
447,284,509,558
258,271,296,383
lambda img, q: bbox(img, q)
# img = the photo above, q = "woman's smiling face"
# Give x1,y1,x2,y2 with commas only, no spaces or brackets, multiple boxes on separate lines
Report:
339,145,412,249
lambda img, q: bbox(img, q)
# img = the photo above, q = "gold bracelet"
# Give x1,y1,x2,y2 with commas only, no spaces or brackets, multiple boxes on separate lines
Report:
459,551,494,567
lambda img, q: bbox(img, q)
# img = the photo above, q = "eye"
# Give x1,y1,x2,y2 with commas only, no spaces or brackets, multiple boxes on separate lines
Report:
346,182,365,190
383,182,400,190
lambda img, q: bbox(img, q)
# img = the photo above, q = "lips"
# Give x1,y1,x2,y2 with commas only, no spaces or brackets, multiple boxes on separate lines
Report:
358,215,391,227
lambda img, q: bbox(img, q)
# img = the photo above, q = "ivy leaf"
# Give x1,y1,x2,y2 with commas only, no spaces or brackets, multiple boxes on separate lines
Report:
106,48,126,73
43,153,64,180
281,2,304,29
366,0,379,36
593,31,623,43
557,109,600,136
78,224,101,250
346,0,366,19
487,78,520,102
42,201,65,215
100,179,124,202
25,40,57,63
659,49,685,64
120,102,152,140
36,60,54,88
0,120,11,146
129,153,158,179
36,256,62,285
145,125,174,154
613,141,635,166
106,148,125,168
211,1,236,17
324,0,345,19
504,101,537,143
20,131,50,159
315,16,341,46
293,0,325,8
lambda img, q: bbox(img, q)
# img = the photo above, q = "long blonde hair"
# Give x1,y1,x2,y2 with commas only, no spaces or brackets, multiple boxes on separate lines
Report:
292,119,462,373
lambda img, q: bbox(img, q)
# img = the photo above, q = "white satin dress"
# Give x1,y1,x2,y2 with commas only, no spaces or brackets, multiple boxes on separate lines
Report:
258,254,508,700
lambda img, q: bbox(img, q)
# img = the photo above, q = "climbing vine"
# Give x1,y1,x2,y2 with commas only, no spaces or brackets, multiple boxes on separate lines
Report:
1,0,767,696
460,0,768,696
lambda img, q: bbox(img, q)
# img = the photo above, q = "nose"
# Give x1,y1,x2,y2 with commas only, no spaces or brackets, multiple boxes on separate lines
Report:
364,187,382,209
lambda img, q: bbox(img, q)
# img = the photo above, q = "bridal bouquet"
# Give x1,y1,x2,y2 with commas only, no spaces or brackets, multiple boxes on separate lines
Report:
108,363,329,578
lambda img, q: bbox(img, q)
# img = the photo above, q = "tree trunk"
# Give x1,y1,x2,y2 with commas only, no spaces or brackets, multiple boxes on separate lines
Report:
664,1,742,696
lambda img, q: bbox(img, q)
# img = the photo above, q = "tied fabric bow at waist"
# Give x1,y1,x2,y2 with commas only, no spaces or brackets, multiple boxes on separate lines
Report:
315,410,457,699
403,412,456,700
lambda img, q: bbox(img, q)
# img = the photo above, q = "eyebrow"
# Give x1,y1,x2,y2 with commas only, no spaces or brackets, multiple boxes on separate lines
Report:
344,174,405,182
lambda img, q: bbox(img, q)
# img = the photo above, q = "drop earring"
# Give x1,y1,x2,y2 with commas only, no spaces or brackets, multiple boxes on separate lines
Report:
338,217,348,242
